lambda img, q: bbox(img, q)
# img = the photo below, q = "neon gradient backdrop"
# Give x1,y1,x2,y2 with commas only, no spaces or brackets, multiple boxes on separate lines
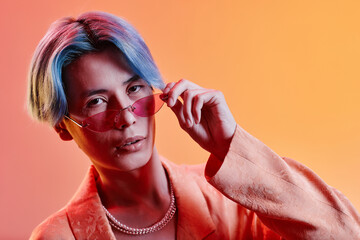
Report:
1,1,359,238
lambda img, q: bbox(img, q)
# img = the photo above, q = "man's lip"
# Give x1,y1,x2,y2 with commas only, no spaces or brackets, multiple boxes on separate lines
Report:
118,136,146,148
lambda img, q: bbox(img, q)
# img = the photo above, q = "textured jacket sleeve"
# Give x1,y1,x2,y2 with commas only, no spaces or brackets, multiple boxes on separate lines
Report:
205,125,360,239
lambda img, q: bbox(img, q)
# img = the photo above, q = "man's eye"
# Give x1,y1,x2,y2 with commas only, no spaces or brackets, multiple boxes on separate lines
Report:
87,98,105,107
128,85,143,94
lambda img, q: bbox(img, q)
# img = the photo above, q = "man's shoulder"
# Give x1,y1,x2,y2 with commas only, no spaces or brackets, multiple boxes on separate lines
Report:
30,207,74,240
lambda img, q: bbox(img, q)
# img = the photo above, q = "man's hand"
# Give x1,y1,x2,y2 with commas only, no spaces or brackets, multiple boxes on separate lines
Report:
161,79,236,160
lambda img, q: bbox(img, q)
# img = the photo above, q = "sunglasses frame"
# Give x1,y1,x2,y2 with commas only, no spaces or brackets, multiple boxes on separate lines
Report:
64,93,164,132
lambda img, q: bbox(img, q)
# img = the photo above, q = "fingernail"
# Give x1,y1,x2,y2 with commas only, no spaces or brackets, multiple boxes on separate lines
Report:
160,93,168,101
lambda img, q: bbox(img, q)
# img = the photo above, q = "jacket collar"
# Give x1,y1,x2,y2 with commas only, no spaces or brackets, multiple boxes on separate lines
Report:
66,159,216,239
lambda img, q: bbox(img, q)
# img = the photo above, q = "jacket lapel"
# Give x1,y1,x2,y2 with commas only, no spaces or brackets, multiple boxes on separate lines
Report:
66,166,115,240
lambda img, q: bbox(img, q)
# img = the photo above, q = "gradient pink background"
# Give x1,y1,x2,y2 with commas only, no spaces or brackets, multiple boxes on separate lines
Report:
1,1,360,238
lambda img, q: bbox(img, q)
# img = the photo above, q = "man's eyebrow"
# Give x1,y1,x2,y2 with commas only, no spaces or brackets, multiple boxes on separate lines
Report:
123,75,140,85
81,89,108,98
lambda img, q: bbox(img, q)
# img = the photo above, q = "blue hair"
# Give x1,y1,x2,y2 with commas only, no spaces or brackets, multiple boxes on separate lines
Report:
28,11,164,126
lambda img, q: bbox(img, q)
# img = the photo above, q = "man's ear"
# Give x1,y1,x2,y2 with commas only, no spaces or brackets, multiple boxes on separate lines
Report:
54,121,73,141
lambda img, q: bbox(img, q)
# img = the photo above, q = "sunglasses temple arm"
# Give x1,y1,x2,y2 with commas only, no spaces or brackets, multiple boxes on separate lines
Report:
64,115,84,128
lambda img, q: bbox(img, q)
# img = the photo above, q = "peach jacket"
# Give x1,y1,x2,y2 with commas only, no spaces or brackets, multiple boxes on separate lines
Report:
30,125,360,239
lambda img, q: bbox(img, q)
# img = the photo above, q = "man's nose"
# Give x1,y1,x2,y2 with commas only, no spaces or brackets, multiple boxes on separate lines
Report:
114,105,136,130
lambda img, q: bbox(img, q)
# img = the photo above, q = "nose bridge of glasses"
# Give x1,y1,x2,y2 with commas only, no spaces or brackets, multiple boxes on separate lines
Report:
119,104,134,113
114,104,136,128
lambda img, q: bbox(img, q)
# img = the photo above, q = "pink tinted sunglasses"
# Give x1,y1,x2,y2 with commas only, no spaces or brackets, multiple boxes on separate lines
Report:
64,93,165,132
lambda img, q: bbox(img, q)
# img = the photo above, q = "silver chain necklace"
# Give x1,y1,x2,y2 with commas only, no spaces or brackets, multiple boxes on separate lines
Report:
102,183,177,235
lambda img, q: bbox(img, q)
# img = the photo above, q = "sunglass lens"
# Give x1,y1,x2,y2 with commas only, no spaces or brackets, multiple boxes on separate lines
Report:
133,94,164,117
83,110,118,132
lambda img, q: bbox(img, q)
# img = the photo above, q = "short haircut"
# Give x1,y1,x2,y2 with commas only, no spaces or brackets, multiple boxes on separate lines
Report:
27,11,164,126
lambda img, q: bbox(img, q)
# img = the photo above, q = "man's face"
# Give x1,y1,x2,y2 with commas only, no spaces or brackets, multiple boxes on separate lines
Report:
60,46,156,172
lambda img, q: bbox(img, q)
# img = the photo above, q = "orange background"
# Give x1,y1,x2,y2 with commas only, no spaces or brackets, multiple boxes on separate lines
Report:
1,0,359,238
